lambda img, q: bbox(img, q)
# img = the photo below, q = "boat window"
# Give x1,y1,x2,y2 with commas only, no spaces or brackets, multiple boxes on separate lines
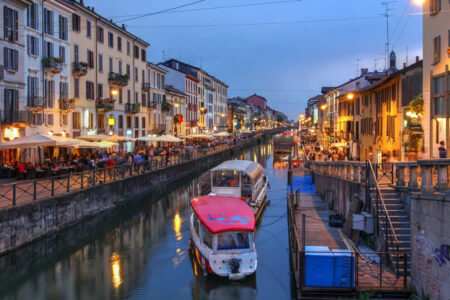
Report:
212,170,239,188
193,214,200,237
201,224,213,249
217,232,250,250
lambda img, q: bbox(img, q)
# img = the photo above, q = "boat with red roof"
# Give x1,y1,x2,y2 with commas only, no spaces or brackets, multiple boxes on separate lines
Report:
189,195,257,280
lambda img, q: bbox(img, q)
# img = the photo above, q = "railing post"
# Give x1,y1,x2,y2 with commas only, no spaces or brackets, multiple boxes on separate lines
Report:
420,162,434,192
353,164,359,182
396,164,406,186
81,171,84,189
92,170,96,186
436,163,448,190
33,180,37,200
12,184,16,206
408,163,418,188
51,177,55,196
103,168,106,183
67,175,70,192
113,167,116,181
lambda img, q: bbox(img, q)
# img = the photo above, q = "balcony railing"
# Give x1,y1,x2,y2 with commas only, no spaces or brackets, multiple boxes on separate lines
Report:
125,103,140,114
72,62,88,77
96,99,114,112
147,101,157,110
59,98,75,110
27,96,47,109
142,82,151,91
42,57,63,74
1,110,32,124
108,72,129,87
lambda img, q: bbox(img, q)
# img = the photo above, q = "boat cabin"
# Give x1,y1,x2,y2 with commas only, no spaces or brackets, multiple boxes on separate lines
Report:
210,160,266,201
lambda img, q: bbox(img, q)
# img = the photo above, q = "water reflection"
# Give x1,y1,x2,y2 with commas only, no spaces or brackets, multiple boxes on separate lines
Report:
0,140,293,300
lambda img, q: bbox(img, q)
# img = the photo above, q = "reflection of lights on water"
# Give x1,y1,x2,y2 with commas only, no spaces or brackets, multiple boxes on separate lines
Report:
253,153,257,162
111,253,122,289
174,213,182,241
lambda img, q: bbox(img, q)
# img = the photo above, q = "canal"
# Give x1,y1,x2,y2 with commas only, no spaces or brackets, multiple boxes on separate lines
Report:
0,141,294,300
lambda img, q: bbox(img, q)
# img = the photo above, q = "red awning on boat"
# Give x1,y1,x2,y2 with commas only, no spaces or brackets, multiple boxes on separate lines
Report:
191,195,256,234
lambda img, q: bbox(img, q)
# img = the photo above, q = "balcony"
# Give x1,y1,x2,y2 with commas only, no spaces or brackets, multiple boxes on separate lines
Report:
1,110,32,124
42,57,63,74
125,103,140,114
147,101,157,110
59,98,75,110
27,96,47,109
142,82,151,91
72,62,88,77
108,72,129,87
96,98,114,112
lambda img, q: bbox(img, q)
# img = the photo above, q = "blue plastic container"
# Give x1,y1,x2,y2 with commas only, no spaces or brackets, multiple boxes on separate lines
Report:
332,249,355,288
304,246,334,287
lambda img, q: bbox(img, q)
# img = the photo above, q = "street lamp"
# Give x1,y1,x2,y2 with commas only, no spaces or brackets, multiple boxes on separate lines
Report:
320,103,328,111
111,89,119,96
346,93,355,100
413,0,425,5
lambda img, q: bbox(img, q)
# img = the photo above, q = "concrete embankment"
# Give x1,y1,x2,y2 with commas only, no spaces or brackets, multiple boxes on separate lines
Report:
0,132,276,255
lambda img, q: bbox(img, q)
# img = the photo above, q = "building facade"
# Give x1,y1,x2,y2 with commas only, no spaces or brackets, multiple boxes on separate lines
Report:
422,0,450,158
1,0,31,146
146,63,167,135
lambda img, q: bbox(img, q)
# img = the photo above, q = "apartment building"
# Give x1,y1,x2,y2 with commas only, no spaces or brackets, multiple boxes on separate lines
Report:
165,85,187,136
1,0,31,145
23,0,73,138
422,0,450,157
66,0,149,138
213,79,228,130
146,63,167,135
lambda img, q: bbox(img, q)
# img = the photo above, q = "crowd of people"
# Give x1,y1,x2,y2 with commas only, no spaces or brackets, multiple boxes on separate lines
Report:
0,135,251,181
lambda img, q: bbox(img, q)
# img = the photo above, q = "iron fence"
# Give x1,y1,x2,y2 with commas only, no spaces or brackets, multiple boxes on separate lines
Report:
0,130,285,208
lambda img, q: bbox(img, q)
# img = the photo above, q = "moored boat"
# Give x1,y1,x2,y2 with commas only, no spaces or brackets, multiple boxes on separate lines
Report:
209,160,268,222
189,195,257,280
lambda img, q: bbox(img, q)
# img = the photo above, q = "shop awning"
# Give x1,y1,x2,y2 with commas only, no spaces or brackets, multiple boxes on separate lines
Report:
0,133,79,149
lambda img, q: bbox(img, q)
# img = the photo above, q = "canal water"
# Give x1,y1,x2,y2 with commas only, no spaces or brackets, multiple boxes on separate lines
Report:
0,142,294,300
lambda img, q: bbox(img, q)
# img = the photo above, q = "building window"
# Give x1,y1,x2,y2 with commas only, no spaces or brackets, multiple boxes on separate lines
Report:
118,61,122,74
86,81,95,100
74,44,79,62
46,114,53,126
134,117,139,128
135,67,138,82
74,78,80,98
118,115,124,129
45,41,53,57
433,36,441,64
58,46,65,63
109,57,113,73
27,35,39,56
3,6,18,43
59,16,68,40
126,64,130,76
61,113,67,126
97,83,103,99
4,47,18,71
26,3,39,30
127,41,131,55
142,117,146,128
86,20,91,37
141,49,146,62
135,92,139,104
119,89,123,104
97,26,104,43
72,112,80,129
142,93,146,107
134,45,139,59
108,32,114,48
127,89,131,103
87,50,94,68
432,76,446,116
72,13,80,32
98,54,103,72
117,36,122,52
98,114,105,129
88,112,93,129
126,116,132,128
430,0,441,15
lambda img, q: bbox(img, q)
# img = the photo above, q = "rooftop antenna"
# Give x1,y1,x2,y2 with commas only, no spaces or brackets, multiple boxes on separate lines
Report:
355,58,361,76
374,58,378,71
382,1,396,69
162,50,166,61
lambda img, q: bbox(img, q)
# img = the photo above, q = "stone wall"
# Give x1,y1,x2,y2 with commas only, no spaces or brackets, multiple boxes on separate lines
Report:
410,193,450,300
0,134,267,255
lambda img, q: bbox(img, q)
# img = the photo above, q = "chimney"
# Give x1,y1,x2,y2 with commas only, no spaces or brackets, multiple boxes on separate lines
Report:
403,63,407,69
86,6,90,10
416,56,419,62
122,24,126,30
360,68,368,76
80,0,84,5
91,7,94,12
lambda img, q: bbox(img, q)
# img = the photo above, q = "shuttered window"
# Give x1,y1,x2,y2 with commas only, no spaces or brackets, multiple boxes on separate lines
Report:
59,15,68,40
27,35,39,56
3,6,18,42
4,47,18,71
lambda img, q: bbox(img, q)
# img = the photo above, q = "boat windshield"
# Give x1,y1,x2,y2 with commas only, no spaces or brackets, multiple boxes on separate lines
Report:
216,232,250,250
212,170,240,188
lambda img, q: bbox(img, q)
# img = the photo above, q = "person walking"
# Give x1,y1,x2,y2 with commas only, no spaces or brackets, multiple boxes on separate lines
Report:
438,141,447,158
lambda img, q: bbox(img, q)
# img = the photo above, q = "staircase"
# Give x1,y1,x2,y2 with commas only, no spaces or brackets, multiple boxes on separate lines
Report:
374,184,411,276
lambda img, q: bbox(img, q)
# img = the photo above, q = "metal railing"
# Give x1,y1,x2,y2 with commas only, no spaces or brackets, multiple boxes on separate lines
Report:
0,130,285,208
287,192,409,293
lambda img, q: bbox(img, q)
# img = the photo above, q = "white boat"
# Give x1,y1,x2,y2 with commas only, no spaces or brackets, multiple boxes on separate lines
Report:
189,195,257,280
210,160,268,221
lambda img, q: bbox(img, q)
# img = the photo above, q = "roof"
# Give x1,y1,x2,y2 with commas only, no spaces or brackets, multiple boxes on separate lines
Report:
245,94,267,102
146,62,168,74
212,160,264,180
165,85,187,97
191,196,255,234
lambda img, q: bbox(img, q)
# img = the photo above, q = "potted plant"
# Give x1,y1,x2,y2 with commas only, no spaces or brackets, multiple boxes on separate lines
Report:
161,100,171,112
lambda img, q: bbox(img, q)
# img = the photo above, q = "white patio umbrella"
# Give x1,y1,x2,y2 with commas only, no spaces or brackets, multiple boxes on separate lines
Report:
76,134,107,142
136,136,160,142
73,139,102,149
0,133,79,149
96,141,118,148
217,131,231,137
103,134,136,142
156,135,183,143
